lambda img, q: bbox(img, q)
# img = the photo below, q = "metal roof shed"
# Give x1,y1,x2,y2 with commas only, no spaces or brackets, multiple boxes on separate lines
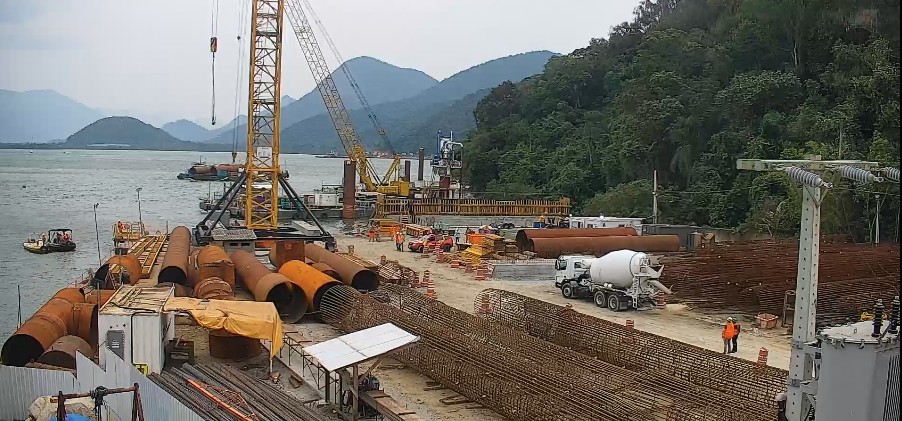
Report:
303,323,419,420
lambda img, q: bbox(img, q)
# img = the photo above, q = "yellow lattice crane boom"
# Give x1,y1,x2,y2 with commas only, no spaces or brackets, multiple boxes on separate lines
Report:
285,0,409,196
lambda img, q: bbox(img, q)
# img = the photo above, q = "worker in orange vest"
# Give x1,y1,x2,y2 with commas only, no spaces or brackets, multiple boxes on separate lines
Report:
367,227,376,242
722,317,737,354
394,230,405,252
441,235,454,252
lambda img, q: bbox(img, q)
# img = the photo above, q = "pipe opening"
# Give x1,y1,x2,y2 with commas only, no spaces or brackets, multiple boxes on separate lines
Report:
266,282,308,323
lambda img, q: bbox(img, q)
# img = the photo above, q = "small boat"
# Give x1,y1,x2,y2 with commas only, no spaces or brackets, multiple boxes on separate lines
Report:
23,229,77,254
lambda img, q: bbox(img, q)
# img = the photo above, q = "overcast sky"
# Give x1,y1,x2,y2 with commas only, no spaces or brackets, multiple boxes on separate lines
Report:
0,1,637,126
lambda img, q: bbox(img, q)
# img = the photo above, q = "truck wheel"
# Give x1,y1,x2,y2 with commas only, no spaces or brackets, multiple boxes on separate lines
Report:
562,285,574,299
593,291,607,307
607,294,623,312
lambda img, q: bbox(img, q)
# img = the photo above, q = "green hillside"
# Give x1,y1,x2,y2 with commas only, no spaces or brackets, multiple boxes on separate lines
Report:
466,0,900,241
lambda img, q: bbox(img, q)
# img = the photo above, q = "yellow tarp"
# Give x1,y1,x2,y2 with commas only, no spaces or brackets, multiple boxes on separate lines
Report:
163,297,283,358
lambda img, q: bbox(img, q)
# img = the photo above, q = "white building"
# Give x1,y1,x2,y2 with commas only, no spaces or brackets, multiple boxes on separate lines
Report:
567,216,643,234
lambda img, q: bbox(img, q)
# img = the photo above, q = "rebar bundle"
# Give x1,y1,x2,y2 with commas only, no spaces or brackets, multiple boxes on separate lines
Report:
473,288,787,409
661,241,900,324
320,284,775,421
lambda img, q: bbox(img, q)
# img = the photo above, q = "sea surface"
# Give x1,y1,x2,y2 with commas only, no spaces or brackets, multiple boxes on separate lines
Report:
0,149,401,339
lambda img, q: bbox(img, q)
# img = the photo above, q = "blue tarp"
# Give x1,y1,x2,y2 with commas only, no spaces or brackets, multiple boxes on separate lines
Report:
49,415,92,421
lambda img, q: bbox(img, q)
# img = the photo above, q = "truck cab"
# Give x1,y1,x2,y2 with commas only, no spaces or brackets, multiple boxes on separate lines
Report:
553,255,595,289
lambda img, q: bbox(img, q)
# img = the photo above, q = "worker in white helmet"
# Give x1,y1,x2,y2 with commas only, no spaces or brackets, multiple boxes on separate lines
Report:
774,392,788,421
722,317,737,354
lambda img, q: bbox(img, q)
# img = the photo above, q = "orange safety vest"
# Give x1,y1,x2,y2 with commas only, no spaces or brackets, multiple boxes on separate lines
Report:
395,232,404,244
722,322,736,339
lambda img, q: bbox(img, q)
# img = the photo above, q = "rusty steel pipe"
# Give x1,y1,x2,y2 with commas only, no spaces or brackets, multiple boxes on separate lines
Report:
95,254,142,286
278,260,341,315
159,226,191,285
268,240,305,270
196,245,235,287
304,243,379,291
417,148,425,181
231,250,308,323
70,302,98,349
528,235,681,258
193,277,234,300
157,282,194,297
36,335,93,369
209,329,262,360
516,227,638,251
1,289,83,366
342,160,357,219
84,289,115,306
311,262,341,281
404,160,412,182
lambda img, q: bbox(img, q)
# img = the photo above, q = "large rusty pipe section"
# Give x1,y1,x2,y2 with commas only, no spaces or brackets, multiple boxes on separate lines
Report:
529,235,681,258
71,302,98,349
196,245,235,287
232,250,308,323
94,254,142,287
186,248,199,286
1,288,86,366
342,160,356,219
311,262,341,281
404,160,412,182
304,243,379,291
278,260,341,315
36,335,93,369
84,289,115,306
159,226,191,285
193,277,234,300
516,227,638,251
268,240,304,270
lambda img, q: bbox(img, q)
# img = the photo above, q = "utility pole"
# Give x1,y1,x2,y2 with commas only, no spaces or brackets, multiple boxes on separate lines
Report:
93,203,102,266
652,170,659,224
737,157,883,421
136,187,143,234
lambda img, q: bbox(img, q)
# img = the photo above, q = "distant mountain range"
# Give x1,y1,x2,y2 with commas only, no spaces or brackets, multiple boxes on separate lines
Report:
0,51,556,152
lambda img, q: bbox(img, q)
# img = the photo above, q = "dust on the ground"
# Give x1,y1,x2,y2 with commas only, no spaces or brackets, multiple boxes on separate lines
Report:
334,233,793,369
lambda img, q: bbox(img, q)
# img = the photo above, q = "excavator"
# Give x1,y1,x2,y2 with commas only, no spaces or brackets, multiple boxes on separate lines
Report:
285,0,410,197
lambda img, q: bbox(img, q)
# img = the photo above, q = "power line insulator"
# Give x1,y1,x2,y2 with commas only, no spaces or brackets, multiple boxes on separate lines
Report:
837,165,882,183
881,167,900,183
784,166,832,188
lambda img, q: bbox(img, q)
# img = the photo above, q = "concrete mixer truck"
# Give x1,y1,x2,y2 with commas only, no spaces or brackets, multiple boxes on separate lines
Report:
553,249,672,311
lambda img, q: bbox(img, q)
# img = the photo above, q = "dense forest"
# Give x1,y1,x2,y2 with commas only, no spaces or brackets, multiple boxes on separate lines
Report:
465,0,900,241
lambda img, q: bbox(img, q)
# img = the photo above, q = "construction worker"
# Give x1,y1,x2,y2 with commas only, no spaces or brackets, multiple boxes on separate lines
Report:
395,230,405,252
441,235,454,252
775,392,788,421
367,227,376,242
731,320,741,353
722,317,737,354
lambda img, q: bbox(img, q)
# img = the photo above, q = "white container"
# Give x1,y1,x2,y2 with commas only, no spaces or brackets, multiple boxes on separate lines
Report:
97,285,175,374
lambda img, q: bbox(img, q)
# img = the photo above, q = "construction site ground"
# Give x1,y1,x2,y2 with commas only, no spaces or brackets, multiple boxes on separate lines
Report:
335,233,793,369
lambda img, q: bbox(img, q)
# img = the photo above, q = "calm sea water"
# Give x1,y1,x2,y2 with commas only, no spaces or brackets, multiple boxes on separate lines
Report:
0,149,400,338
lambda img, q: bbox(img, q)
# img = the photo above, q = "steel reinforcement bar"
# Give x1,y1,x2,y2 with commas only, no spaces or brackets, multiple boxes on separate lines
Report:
472,288,788,411
321,284,772,421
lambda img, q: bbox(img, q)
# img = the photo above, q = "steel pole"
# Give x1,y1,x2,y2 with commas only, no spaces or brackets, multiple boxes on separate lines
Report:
93,203,101,266
787,184,821,421
136,187,143,234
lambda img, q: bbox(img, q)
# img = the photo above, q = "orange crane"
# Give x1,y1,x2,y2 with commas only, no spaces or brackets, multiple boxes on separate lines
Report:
284,0,409,196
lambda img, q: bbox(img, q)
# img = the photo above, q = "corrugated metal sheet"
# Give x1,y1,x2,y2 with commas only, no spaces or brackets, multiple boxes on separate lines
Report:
0,365,76,420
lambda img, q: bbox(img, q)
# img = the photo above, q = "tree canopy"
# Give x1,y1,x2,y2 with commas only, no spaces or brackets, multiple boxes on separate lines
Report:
465,0,900,241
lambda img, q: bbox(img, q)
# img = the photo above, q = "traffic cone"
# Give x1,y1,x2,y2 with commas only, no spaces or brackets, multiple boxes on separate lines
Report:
425,277,436,300
436,249,444,262
656,294,666,309
465,262,473,273
757,348,768,365
421,270,430,289
450,259,459,269
625,320,635,329
475,266,486,281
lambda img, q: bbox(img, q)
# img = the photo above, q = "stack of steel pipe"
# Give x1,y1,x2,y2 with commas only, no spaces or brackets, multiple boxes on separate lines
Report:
231,250,308,323
473,288,786,412
527,235,681,258
1,288,85,366
310,262,340,281
159,226,192,285
36,335,93,369
193,277,233,300
320,284,770,421
304,243,379,291
279,260,341,316
515,227,638,250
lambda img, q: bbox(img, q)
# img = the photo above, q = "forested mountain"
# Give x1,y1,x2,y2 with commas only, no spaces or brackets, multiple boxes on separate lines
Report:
278,51,556,153
162,119,213,142
62,117,209,150
466,0,900,241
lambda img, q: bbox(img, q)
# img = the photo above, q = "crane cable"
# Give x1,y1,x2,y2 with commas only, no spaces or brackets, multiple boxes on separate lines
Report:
230,0,251,162
210,0,220,126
